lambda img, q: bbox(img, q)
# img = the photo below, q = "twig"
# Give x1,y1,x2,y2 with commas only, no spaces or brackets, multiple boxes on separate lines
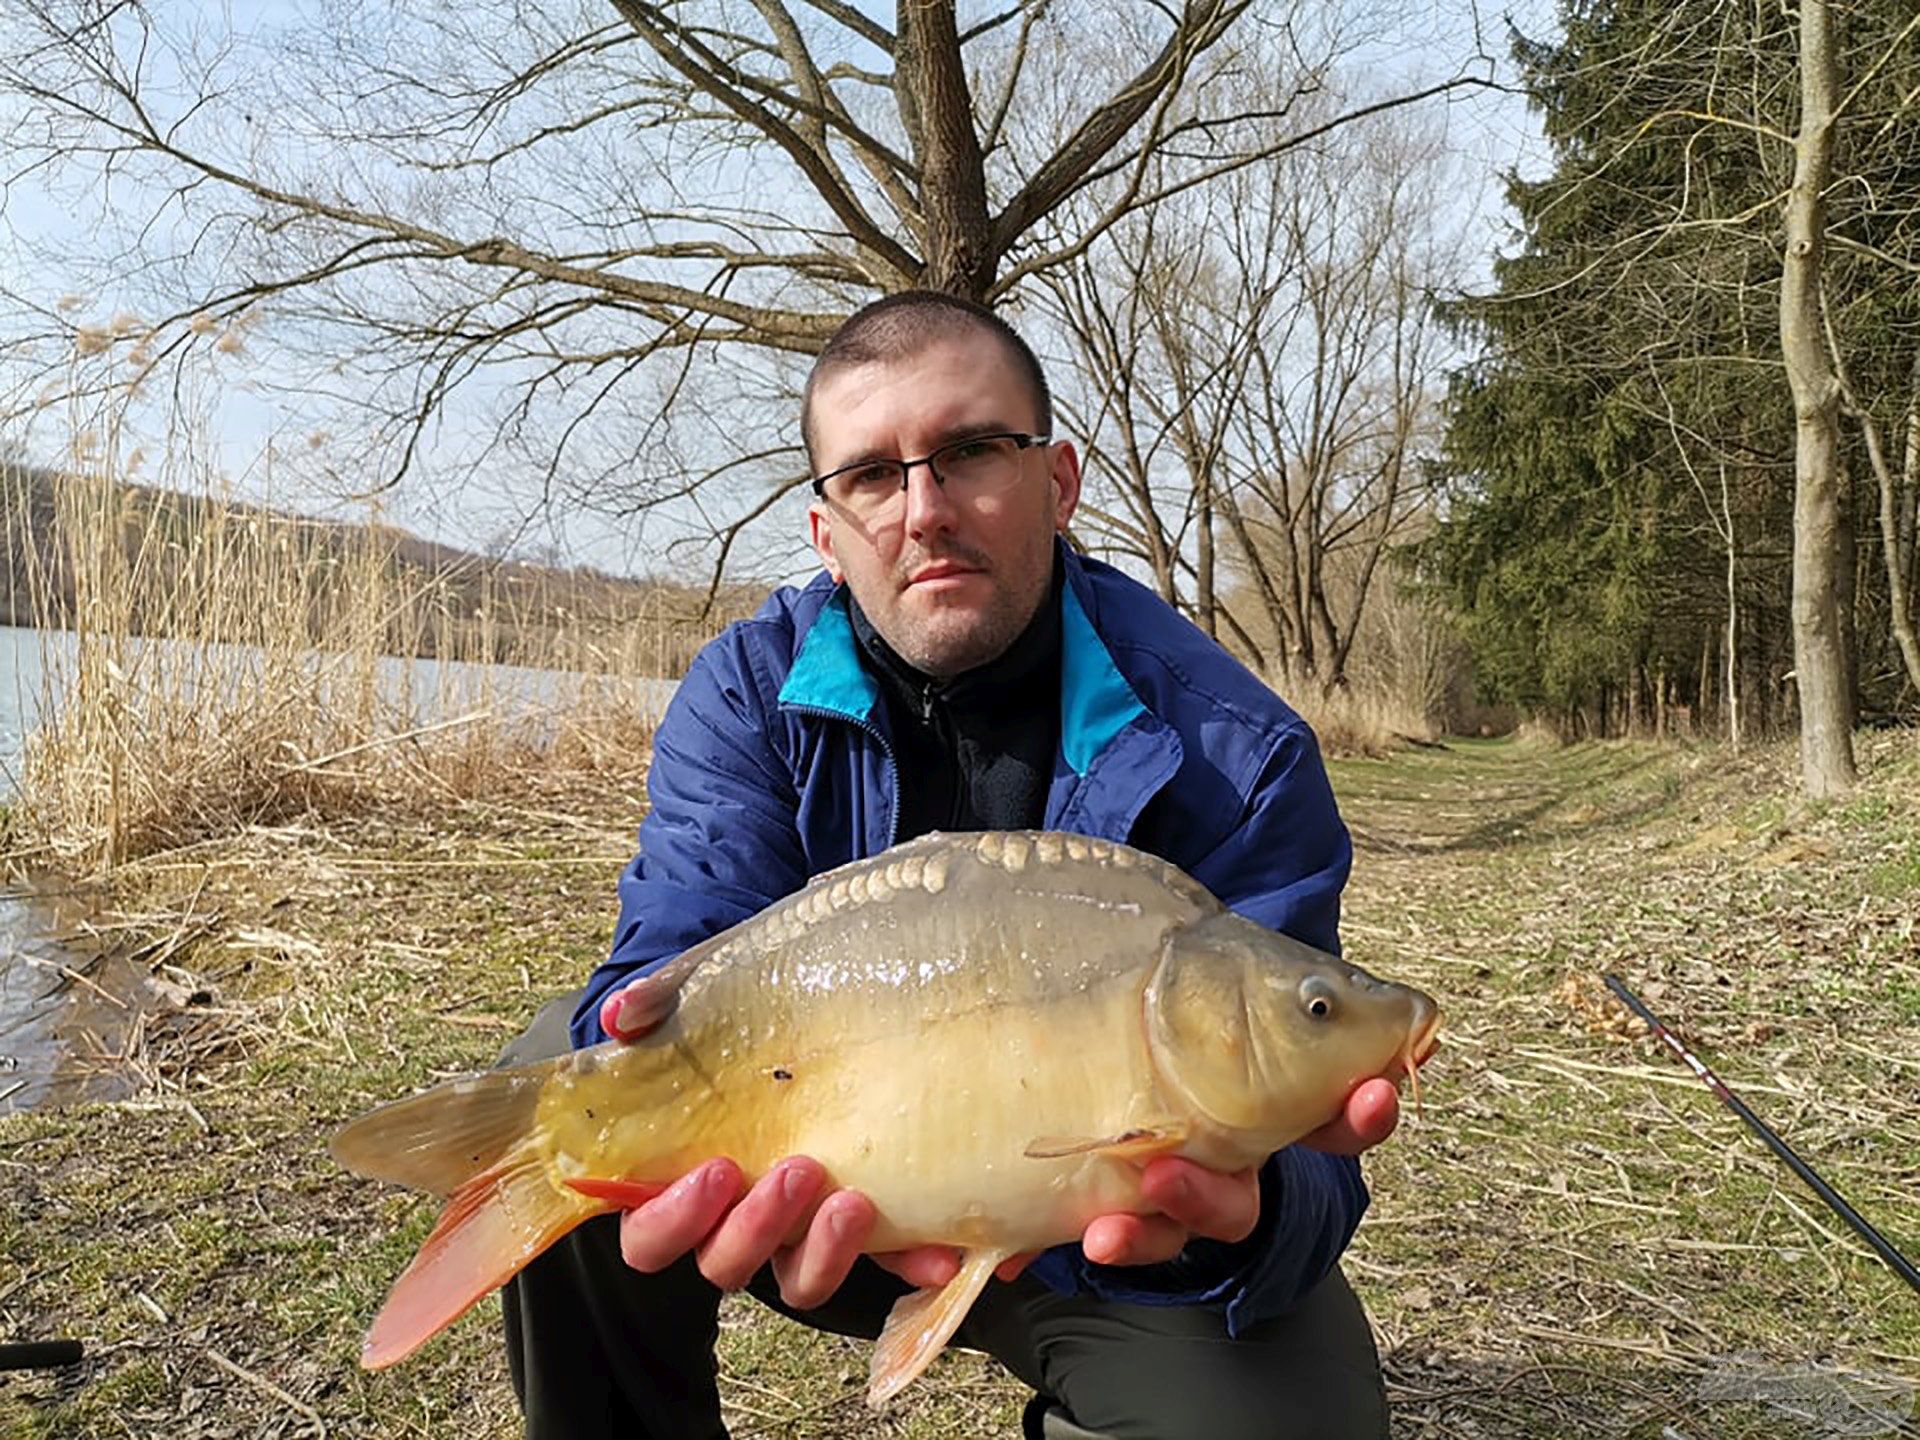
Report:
1511,1322,1706,1363
22,955,127,1009
1510,1046,1800,1099
276,710,492,774
203,1347,327,1437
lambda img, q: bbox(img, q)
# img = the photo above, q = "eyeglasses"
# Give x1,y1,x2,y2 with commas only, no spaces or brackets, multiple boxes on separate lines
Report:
810,432,1051,521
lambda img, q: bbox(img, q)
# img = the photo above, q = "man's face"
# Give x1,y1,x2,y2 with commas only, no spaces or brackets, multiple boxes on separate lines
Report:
806,329,1081,678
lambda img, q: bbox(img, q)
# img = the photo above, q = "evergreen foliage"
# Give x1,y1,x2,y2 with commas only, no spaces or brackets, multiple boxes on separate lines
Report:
1429,0,1920,734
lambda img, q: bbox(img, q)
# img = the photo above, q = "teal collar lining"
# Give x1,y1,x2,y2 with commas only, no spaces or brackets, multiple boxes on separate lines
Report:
778,574,1147,776
776,588,880,722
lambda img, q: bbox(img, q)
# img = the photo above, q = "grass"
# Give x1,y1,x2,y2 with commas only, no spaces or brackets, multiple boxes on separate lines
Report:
3,731,1918,1437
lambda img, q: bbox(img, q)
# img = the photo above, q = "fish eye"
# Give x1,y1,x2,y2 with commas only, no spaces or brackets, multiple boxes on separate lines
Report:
1301,976,1338,1021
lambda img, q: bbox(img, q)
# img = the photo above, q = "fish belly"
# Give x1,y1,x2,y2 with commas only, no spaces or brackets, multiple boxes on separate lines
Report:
540,833,1212,1251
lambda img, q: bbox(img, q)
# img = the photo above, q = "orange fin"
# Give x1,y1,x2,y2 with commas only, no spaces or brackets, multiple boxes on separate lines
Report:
563,1176,668,1208
361,1150,606,1369
867,1247,1013,1408
1022,1121,1189,1161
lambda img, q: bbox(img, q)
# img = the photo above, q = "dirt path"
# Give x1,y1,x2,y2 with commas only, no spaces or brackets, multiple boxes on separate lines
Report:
1331,738,1920,1440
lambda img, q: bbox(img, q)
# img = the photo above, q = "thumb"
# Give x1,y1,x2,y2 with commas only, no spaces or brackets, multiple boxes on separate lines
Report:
601,979,674,1042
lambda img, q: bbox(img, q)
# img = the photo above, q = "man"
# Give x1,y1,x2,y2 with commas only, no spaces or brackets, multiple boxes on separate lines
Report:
501,291,1404,1439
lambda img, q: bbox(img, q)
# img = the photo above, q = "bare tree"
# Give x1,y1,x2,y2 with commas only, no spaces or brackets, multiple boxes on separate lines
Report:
0,0,1492,578
1224,118,1450,694
1040,96,1462,692
1780,0,1857,796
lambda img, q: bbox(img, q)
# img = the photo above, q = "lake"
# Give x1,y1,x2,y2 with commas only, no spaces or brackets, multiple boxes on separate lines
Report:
0,622,678,1111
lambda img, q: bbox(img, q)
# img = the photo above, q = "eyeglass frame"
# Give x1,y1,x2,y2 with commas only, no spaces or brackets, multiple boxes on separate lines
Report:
807,430,1054,504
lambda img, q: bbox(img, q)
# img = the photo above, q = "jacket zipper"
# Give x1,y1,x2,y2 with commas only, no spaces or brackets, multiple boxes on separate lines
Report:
781,704,904,848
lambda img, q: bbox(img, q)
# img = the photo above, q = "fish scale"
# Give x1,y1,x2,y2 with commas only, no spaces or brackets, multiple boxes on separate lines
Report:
332,829,1439,1406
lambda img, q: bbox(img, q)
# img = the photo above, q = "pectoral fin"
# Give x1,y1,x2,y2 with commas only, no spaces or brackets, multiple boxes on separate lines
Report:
563,1176,668,1209
868,1247,1013,1408
1022,1121,1190,1161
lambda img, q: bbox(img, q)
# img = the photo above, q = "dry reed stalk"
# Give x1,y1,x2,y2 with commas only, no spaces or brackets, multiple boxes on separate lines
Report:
1282,673,1442,757
3,377,741,872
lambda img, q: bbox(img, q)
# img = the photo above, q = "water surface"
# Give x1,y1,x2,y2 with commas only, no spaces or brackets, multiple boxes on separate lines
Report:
0,622,677,1112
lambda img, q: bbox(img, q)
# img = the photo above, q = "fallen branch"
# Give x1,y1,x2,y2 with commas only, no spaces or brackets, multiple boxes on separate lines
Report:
203,1347,327,1437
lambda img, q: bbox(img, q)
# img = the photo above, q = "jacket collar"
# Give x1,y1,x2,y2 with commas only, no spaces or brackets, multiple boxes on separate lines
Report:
777,543,1148,778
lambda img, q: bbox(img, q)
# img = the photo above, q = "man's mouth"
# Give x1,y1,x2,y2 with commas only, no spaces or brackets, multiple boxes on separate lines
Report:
907,562,982,585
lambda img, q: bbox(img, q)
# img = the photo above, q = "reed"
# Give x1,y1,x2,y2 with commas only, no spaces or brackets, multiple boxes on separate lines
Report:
1284,678,1439,758
2,418,739,872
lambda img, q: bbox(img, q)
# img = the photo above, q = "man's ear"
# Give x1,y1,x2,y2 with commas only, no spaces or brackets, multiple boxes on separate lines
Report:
1049,441,1082,532
808,502,845,582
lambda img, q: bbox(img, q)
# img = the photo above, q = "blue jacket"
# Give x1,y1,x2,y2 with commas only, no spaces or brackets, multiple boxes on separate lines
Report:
572,545,1365,1334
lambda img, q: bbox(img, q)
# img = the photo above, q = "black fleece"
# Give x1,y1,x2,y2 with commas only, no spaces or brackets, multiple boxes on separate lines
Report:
847,561,1064,840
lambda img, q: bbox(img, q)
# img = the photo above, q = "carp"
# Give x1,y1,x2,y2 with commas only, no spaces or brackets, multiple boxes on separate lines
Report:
332,830,1440,1404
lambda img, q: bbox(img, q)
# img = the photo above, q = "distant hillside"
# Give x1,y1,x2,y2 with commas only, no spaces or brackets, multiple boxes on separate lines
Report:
0,460,767,673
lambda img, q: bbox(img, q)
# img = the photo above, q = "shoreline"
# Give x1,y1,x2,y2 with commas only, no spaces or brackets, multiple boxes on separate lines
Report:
0,879,154,1114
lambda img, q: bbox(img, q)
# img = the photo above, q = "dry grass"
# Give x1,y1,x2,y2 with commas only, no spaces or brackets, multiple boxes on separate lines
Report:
1338,733,1920,1438
3,733,1917,1437
1286,676,1444,757
1,440,725,873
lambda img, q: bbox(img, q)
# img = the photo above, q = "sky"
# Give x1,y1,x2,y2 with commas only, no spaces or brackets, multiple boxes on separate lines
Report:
1,0,1557,588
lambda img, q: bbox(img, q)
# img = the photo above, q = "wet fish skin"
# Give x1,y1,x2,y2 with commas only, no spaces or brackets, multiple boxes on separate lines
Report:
332,829,1439,1403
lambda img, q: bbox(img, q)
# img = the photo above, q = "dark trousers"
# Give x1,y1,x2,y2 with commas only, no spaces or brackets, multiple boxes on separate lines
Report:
498,999,1389,1440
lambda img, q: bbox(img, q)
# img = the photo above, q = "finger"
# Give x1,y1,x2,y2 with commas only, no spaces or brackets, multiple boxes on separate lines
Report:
696,1157,828,1291
773,1189,875,1309
871,1245,963,1289
1301,1078,1400,1156
995,1251,1038,1282
602,977,678,1042
1139,1158,1260,1243
619,1159,743,1273
1081,1212,1189,1267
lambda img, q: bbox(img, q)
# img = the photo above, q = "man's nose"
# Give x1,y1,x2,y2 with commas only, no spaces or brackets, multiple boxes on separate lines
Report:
901,464,958,537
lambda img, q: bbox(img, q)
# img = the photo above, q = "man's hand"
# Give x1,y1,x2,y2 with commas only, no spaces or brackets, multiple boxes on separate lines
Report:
878,1078,1411,1287
1084,1077,1406,1267
601,978,889,1309
614,1154,883,1309
1299,1076,1401,1156
599,969,686,1042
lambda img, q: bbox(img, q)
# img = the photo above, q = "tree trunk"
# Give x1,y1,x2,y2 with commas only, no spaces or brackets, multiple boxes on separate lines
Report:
1219,487,1292,672
1870,353,1920,697
1779,0,1857,796
1698,626,1714,730
1904,368,1920,619
896,4,992,300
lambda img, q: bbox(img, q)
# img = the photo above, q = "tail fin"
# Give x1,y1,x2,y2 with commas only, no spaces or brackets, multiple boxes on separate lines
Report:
332,1060,613,1366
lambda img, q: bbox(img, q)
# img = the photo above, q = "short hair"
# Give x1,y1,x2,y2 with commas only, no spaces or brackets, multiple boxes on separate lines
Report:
801,290,1052,469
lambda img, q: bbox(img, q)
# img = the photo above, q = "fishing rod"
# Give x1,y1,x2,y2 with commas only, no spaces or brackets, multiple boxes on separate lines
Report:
0,1338,82,1371
1604,974,1920,1298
